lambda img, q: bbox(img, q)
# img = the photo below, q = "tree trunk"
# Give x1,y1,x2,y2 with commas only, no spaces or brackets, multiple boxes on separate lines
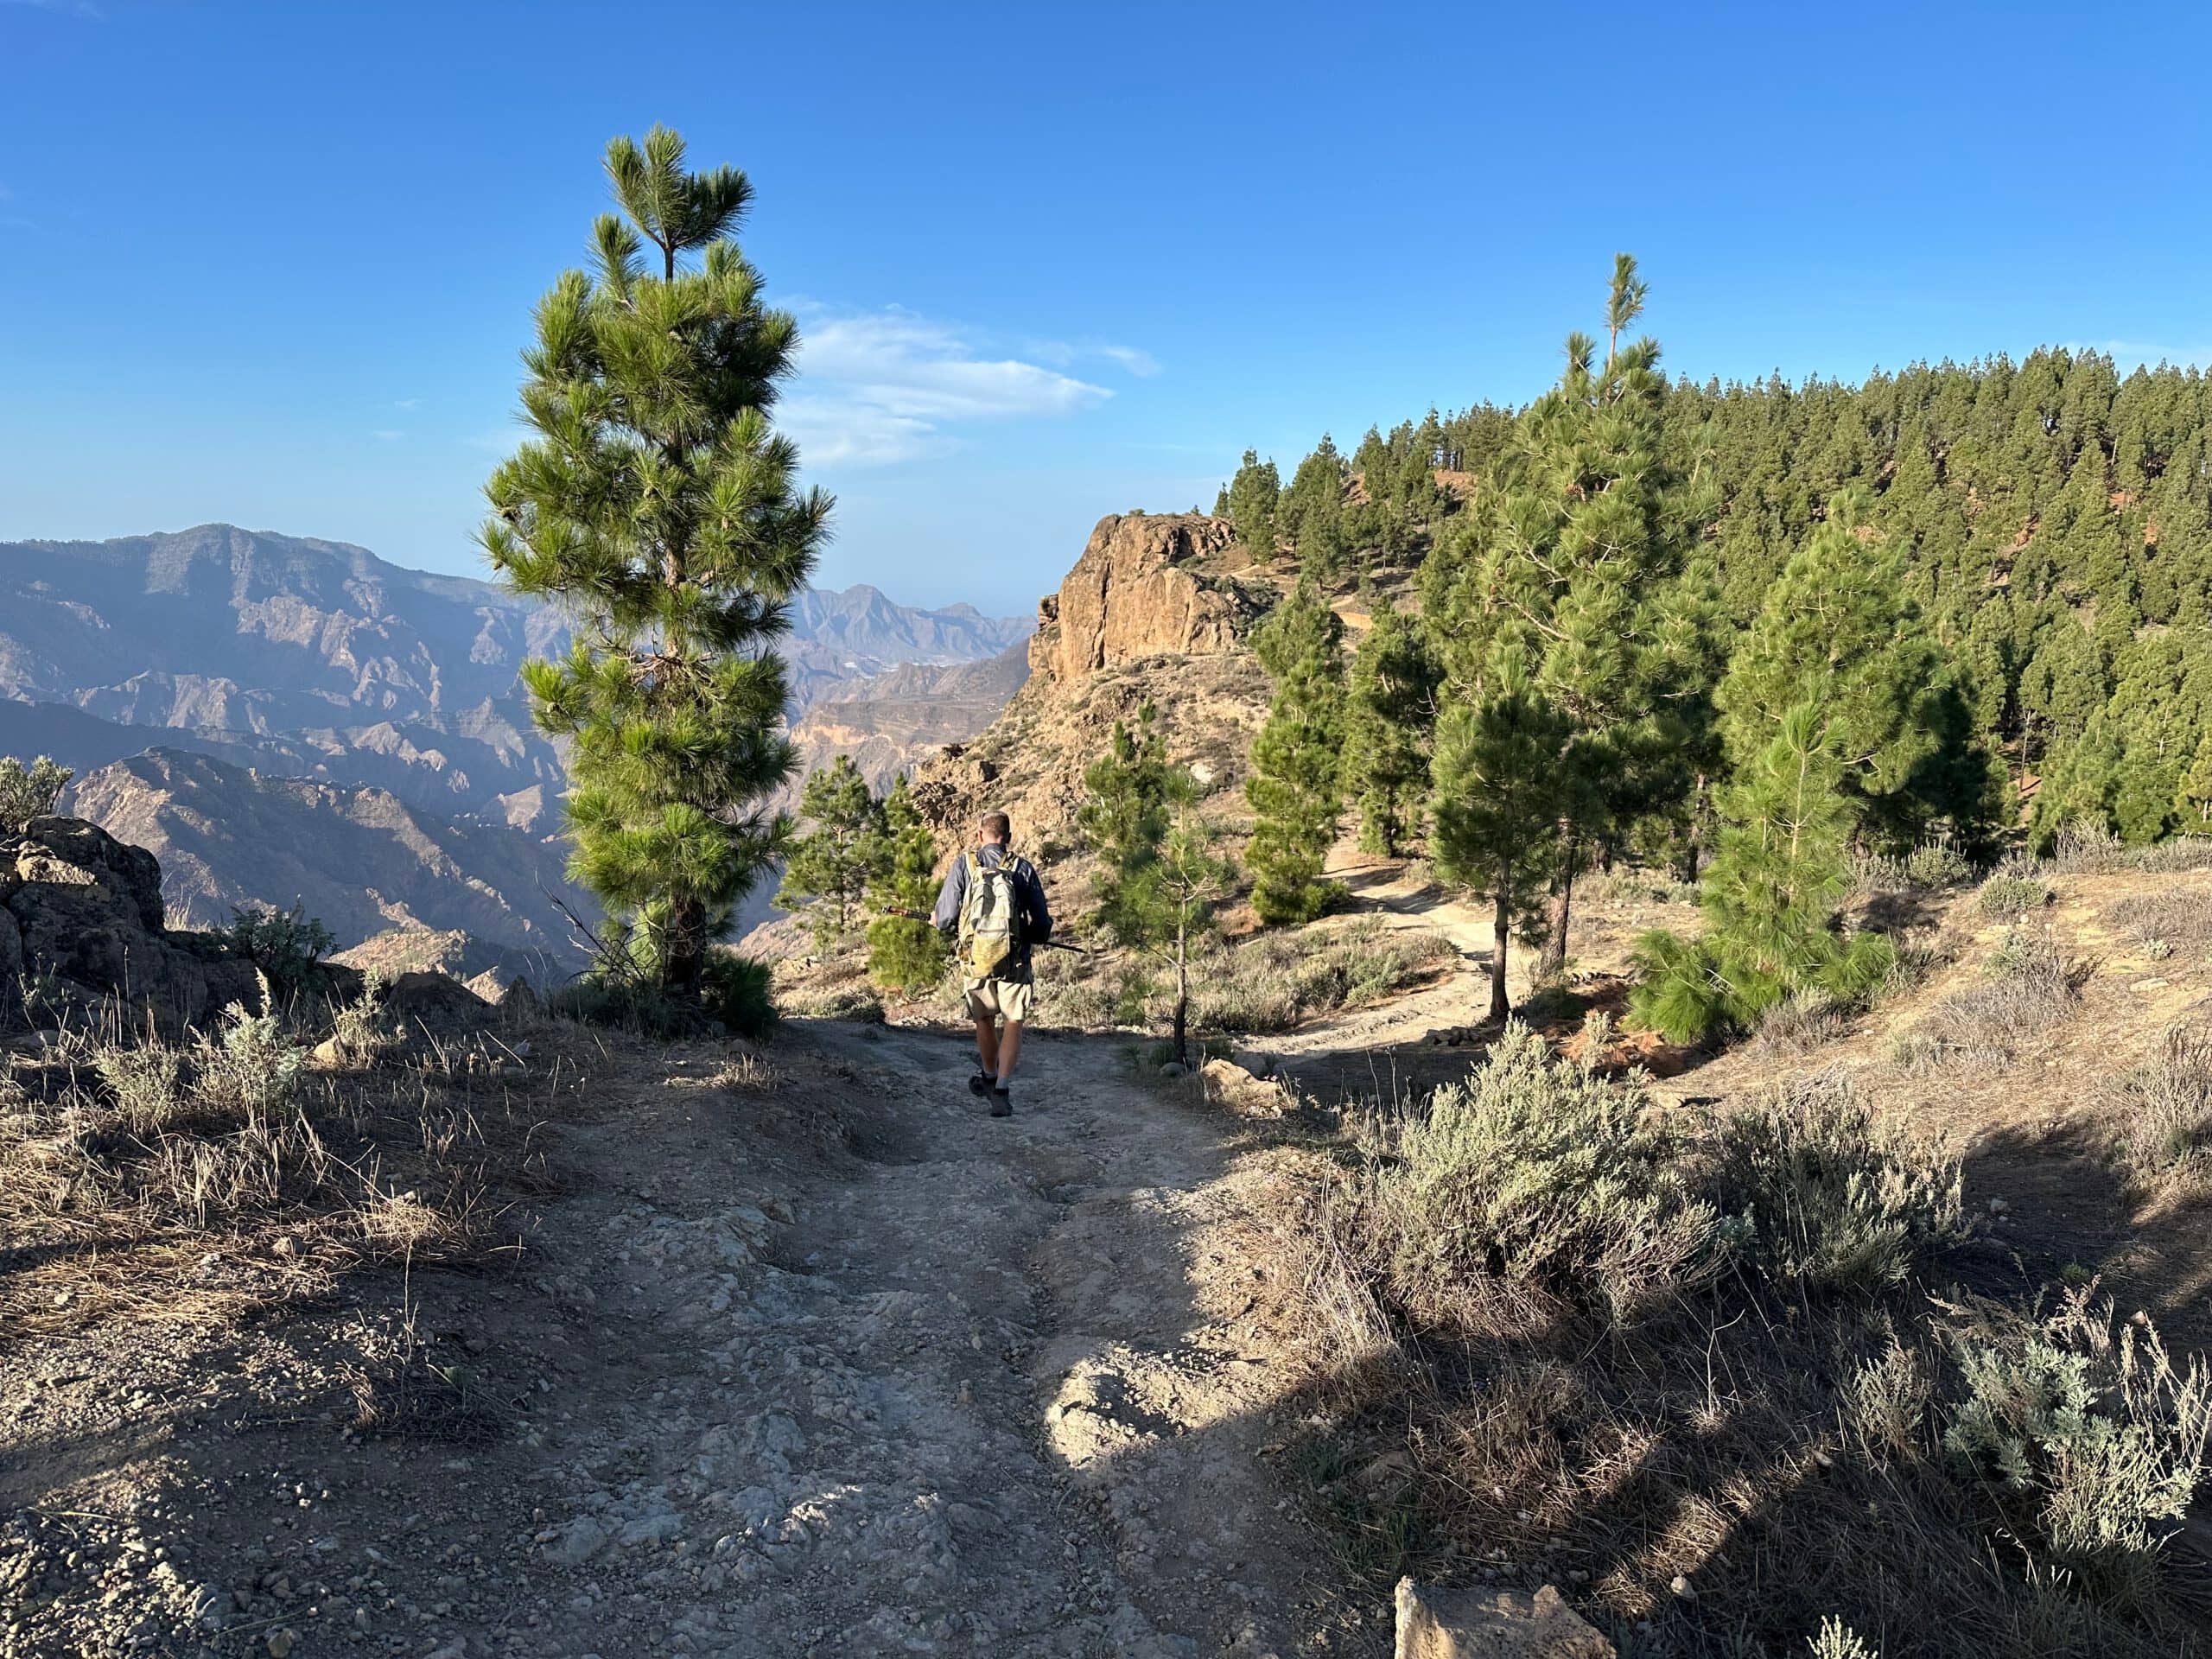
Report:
1173,931,1190,1067
1489,889,1511,1022
1536,827,1580,982
662,897,707,994
1675,773,1707,886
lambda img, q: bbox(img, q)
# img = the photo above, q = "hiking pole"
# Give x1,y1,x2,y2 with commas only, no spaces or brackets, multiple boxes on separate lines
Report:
876,906,1097,956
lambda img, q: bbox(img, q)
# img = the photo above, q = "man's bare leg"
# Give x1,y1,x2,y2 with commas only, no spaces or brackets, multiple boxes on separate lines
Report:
973,1016,1000,1079
995,1020,1024,1086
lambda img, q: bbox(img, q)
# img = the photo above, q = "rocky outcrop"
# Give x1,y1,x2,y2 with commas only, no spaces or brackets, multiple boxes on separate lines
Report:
1394,1580,1615,1658
1029,513,1261,686
1,816,264,1032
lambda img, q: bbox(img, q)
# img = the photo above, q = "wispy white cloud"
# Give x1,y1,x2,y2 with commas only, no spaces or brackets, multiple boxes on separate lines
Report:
782,306,1122,467
371,429,404,442
393,397,420,411
1097,344,1160,378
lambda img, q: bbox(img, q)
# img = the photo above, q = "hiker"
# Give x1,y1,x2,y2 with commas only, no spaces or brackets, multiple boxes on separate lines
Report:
933,810,1052,1117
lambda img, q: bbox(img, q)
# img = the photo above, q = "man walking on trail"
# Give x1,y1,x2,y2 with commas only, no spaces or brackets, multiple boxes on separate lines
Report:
933,810,1052,1118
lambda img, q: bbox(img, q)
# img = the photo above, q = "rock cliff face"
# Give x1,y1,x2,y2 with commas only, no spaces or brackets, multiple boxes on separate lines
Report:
908,513,1276,850
1028,514,1261,687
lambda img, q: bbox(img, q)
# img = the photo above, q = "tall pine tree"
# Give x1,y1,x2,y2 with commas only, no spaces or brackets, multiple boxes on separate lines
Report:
1430,651,1571,1021
1344,593,1440,855
864,778,947,990
1420,254,1707,982
1227,450,1282,564
1078,704,1191,940
1245,579,1347,924
483,125,830,993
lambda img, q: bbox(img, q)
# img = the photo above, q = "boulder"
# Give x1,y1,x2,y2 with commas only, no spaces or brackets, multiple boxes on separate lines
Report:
1394,1580,1614,1659
383,969,494,1029
1201,1057,1286,1117
1229,1047,1274,1078
19,815,167,931
2,815,261,1033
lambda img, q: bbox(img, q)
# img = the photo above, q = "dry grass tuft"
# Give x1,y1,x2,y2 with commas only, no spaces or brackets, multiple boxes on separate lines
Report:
1900,928,2088,1070
0,1001,573,1344
2107,1027,2212,1193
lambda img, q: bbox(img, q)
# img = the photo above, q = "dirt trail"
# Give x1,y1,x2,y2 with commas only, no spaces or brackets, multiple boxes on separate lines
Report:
3,1021,1380,1658
1251,856,1502,1103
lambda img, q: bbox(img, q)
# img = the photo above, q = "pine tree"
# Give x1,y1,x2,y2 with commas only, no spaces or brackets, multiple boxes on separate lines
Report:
1630,702,1894,1041
1713,493,1963,844
2177,732,2212,829
1227,449,1282,563
1245,579,1347,924
482,125,830,994
1429,652,1570,1020
777,756,887,946
864,777,946,990
1344,593,1440,855
1077,704,1191,940
1099,804,1238,1066
1420,254,1707,981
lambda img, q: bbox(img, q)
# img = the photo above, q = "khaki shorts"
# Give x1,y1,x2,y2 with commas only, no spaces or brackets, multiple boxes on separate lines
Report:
962,971,1034,1024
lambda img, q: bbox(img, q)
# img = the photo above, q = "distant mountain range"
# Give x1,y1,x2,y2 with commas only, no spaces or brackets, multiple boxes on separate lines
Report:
0,523,1029,962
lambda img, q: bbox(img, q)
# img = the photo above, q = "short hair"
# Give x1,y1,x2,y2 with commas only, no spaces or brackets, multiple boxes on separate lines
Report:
979,810,1011,844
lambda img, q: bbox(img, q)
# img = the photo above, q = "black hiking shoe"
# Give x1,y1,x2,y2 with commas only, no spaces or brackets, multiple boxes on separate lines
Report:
989,1086,1013,1118
967,1071,992,1096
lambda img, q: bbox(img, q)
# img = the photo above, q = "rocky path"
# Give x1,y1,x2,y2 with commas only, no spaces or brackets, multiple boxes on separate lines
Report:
3,1020,1381,1658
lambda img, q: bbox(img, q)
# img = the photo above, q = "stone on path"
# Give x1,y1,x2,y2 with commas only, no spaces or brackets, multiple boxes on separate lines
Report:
1394,1578,1615,1659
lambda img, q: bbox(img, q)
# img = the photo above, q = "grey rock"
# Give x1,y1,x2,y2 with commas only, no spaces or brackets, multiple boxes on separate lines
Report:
543,1516,609,1567
617,1510,685,1548
1228,1048,1274,1078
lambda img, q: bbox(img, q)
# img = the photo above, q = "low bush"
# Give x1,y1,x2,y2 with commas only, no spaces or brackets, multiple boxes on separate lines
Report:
2107,1027,2212,1190
1943,1287,2212,1611
552,952,780,1037
1189,918,1452,1036
225,902,338,993
1905,929,2086,1067
2050,819,2212,876
1853,842,1975,895
1369,1023,1718,1326
0,753,72,834
2106,885,2212,951
1977,862,2054,918
1580,866,1700,908
1295,1027,2209,1655
1712,1077,1966,1295
702,953,777,1040
1747,992,1852,1057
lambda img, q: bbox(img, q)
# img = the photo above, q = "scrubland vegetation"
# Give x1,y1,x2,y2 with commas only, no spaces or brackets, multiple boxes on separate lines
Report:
1290,1022,2212,1656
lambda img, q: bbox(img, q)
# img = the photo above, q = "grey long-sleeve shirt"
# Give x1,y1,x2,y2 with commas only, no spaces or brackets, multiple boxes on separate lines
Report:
931,843,1053,953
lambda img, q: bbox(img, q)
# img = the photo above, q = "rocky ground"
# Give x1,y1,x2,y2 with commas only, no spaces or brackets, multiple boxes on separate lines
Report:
3,1014,1382,1658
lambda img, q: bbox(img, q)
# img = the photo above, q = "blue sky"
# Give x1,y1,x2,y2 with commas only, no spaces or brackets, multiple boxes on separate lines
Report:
3,2,2209,610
